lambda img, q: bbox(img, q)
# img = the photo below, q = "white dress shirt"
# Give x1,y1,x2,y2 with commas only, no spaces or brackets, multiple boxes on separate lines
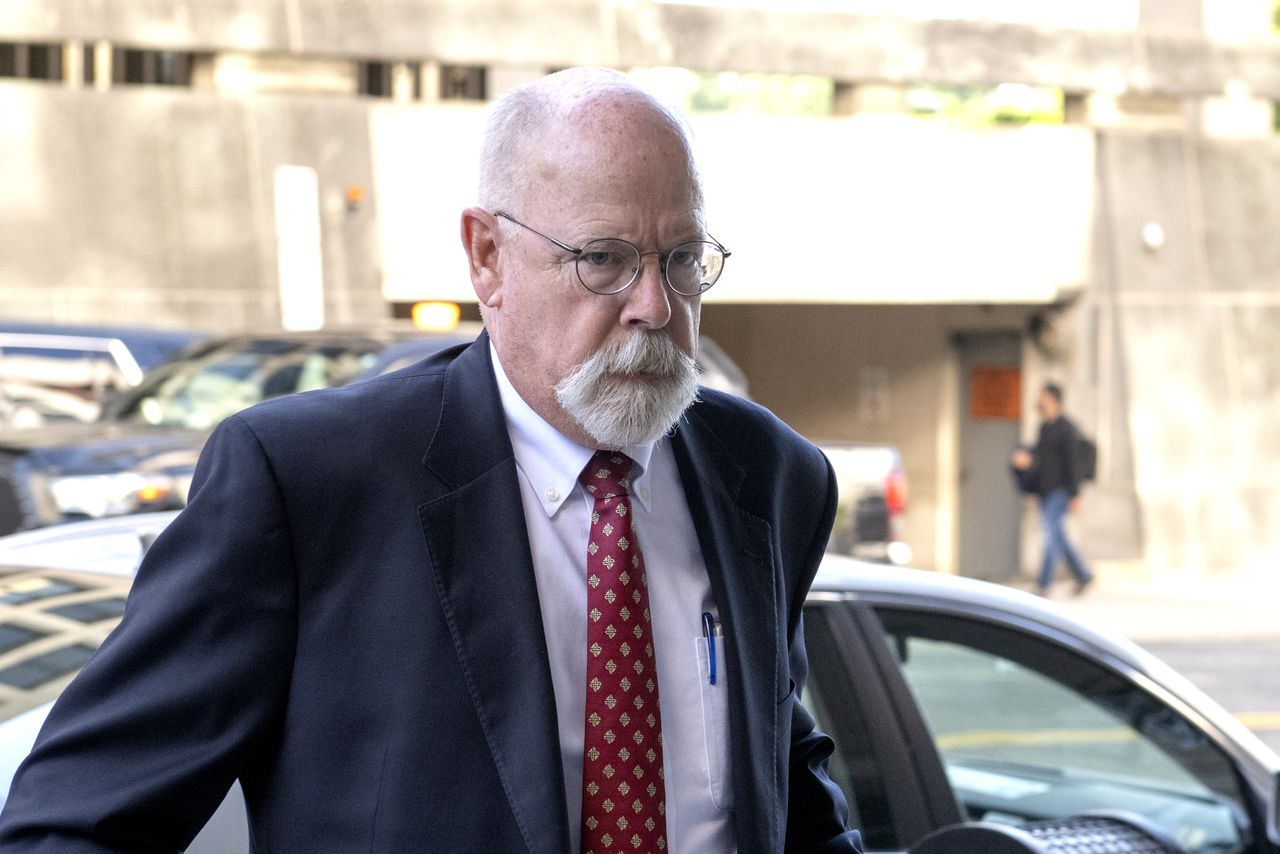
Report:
491,347,736,854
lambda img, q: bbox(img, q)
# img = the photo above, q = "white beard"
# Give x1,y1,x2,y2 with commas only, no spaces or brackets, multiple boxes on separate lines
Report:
554,332,700,448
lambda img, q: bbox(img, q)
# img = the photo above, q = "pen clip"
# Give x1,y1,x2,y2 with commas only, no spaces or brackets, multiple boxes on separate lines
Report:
701,611,718,686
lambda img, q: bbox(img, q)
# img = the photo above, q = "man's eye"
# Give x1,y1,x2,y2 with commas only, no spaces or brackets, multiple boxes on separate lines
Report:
582,251,620,268
668,249,697,267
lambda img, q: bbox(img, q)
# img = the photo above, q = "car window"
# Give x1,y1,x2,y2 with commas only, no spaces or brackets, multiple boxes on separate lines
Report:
873,607,1252,854
802,611,877,843
112,340,384,429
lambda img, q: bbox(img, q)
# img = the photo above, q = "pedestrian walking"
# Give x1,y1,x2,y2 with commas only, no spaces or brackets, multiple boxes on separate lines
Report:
1012,382,1095,596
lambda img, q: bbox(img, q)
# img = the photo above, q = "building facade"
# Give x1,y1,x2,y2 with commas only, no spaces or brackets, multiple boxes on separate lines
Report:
2,0,1279,579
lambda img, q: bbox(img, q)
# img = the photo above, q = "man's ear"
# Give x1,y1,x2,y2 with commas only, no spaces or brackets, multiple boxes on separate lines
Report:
460,207,503,308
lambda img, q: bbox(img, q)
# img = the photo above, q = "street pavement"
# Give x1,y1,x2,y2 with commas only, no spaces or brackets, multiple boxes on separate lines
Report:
1015,559,1280,643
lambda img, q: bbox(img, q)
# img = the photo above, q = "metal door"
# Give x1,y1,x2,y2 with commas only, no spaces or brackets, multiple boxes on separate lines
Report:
955,333,1023,580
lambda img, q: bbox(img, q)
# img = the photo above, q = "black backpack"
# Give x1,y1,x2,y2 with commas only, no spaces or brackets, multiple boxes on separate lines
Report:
1075,432,1097,482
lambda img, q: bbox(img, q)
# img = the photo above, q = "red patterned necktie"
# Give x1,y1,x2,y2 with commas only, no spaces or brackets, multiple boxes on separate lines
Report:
579,450,667,853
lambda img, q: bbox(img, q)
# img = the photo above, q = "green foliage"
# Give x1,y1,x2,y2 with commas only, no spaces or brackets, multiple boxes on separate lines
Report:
643,68,834,116
633,67,1062,125
907,84,1064,126
691,72,834,115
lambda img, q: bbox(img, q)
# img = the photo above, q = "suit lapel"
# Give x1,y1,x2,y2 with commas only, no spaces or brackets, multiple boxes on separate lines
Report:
418,336,571,854
672,410,782,853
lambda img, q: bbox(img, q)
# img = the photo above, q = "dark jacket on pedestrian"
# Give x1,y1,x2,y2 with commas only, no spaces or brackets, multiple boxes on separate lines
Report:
1033,416,1081,498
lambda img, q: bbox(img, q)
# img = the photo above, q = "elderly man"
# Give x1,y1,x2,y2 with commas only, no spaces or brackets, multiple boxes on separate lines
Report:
0,68,861,853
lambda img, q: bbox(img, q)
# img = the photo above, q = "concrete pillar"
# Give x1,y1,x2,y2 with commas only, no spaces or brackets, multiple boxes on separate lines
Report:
391,61,414,103
92,40,112,91
62,40,83,88
1133,0,1276,138
417,61,440,104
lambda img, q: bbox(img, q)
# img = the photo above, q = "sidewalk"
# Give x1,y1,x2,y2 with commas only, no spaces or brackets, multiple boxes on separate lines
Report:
1008,560,1280,643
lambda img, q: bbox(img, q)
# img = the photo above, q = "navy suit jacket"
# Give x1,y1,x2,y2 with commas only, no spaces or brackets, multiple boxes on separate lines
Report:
0,335,862,853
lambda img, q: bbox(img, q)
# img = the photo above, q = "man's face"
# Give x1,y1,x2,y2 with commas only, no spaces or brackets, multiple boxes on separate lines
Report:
1037,390,1060,421
477,102,704,446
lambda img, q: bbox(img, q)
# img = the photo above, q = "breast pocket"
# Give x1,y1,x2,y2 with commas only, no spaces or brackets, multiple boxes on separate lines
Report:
695,635,734,812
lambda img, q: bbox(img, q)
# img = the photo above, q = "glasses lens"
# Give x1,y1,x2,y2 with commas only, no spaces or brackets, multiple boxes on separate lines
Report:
575,239,641,295
664,242,725,295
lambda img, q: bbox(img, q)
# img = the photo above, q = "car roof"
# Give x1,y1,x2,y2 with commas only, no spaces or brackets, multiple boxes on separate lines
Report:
0,322,207,369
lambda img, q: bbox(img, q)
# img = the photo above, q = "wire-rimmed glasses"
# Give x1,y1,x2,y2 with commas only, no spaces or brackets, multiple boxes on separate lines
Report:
494,211,730,296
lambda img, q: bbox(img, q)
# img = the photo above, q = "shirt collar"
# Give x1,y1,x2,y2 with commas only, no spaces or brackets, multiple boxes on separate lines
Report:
490,343,657,516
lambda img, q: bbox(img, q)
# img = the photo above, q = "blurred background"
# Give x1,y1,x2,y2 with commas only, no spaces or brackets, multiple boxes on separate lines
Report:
2,0,1279,586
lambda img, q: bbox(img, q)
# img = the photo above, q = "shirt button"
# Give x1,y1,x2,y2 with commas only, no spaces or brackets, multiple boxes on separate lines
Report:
638,487,650,502
545,487,560,503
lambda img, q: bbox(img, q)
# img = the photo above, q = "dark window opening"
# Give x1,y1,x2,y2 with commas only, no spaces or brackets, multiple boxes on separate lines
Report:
0,42,62,81
440,64,486,101
113,48,193,87
359,61,391,98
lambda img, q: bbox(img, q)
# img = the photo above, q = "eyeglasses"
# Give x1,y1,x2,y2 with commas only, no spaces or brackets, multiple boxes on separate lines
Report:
494,210,730,297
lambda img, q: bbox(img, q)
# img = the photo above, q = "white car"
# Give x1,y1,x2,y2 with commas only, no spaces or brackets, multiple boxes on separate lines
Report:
0,516,1276,853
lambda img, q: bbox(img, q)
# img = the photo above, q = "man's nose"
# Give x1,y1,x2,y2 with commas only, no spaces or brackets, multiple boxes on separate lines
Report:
621,253,673,329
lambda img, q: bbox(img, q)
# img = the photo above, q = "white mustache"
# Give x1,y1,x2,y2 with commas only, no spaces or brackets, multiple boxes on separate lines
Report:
585,332,691,378
554,332,700,448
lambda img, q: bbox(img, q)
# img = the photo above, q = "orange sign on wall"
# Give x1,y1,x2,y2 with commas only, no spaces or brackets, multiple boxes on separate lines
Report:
969,365,1021,421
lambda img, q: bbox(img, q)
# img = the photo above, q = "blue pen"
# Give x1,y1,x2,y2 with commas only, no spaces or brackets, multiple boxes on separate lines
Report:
701,612,718,686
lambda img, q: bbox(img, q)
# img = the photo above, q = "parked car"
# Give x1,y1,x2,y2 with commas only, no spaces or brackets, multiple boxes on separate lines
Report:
0,326,750,537
0,514,1275,853
820,442,911,564
0,327,475,536
0,323,207,429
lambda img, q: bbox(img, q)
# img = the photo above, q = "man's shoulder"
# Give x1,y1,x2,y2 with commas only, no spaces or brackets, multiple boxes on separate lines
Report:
685,388,825,469
688,387,794,438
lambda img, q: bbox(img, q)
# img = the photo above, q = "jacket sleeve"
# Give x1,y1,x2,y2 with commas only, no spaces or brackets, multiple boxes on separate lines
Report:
0,415,298,853
783,455,865,853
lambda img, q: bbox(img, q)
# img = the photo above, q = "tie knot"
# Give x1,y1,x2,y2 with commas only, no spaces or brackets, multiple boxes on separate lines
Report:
581,450,634,500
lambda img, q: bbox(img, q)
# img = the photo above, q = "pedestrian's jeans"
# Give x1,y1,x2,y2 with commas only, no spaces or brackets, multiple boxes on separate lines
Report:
1037,488,1092,590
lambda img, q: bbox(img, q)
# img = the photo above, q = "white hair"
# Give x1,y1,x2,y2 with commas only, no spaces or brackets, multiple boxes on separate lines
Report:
476,67,703,215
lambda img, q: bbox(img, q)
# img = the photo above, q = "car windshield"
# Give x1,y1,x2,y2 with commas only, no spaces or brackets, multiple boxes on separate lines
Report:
106,338,383,430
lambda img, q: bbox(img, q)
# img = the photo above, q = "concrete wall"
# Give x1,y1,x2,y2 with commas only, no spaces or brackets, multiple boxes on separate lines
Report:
0,82,382,329
1086,131,1280,576
6,2,1280,97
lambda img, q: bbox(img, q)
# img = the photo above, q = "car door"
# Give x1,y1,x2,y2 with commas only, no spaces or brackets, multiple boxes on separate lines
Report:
801,597,1273,854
